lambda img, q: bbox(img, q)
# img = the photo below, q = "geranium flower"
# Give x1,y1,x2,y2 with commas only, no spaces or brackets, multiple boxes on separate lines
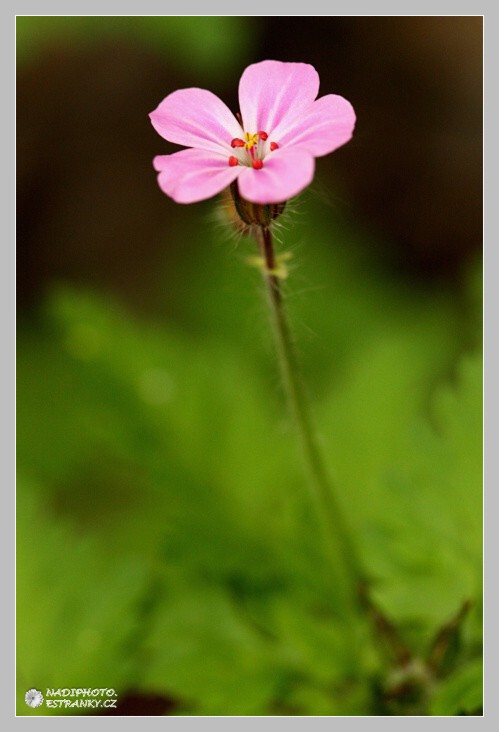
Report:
149,60,355,206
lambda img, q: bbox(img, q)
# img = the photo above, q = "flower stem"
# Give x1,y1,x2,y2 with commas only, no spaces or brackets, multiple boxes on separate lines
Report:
256,225,365,605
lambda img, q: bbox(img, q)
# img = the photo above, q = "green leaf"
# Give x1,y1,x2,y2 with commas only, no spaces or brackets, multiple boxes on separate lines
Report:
429,659,483,715
16,476,151,716
366,354,482,631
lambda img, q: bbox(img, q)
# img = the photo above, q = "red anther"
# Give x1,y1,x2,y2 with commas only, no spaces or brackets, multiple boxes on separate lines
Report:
269,141,279,151
228,156,239,167
258,131,268,141
231,138,245,148
252,159,263,170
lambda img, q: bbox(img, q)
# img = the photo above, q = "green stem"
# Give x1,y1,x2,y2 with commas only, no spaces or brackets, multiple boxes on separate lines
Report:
257,226,365,603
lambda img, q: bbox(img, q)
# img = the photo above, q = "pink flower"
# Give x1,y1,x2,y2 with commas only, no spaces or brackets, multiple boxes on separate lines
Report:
149,60,355,206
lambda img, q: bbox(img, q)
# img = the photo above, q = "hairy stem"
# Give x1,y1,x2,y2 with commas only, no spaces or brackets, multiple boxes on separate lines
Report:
257,225,365,604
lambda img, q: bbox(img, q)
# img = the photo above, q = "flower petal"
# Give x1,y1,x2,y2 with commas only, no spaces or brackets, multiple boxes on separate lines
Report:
237,148,315,205
153,149,241,204
149,88,243,156
278,94,356,157
238,61,319,140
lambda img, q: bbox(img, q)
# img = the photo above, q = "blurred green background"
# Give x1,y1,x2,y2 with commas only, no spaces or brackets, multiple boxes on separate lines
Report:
17,16,482,716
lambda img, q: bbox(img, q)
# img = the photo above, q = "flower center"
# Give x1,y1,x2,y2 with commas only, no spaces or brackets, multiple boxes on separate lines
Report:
228,130,279,169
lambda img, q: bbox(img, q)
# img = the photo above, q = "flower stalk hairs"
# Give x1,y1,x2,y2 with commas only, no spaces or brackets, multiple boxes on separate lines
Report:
150,61,362,604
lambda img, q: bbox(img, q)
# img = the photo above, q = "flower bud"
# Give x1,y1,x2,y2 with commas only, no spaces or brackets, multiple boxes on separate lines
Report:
229,181,286,228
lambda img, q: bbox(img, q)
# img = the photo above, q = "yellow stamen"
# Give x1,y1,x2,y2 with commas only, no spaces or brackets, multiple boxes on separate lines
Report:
243,132,259,150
